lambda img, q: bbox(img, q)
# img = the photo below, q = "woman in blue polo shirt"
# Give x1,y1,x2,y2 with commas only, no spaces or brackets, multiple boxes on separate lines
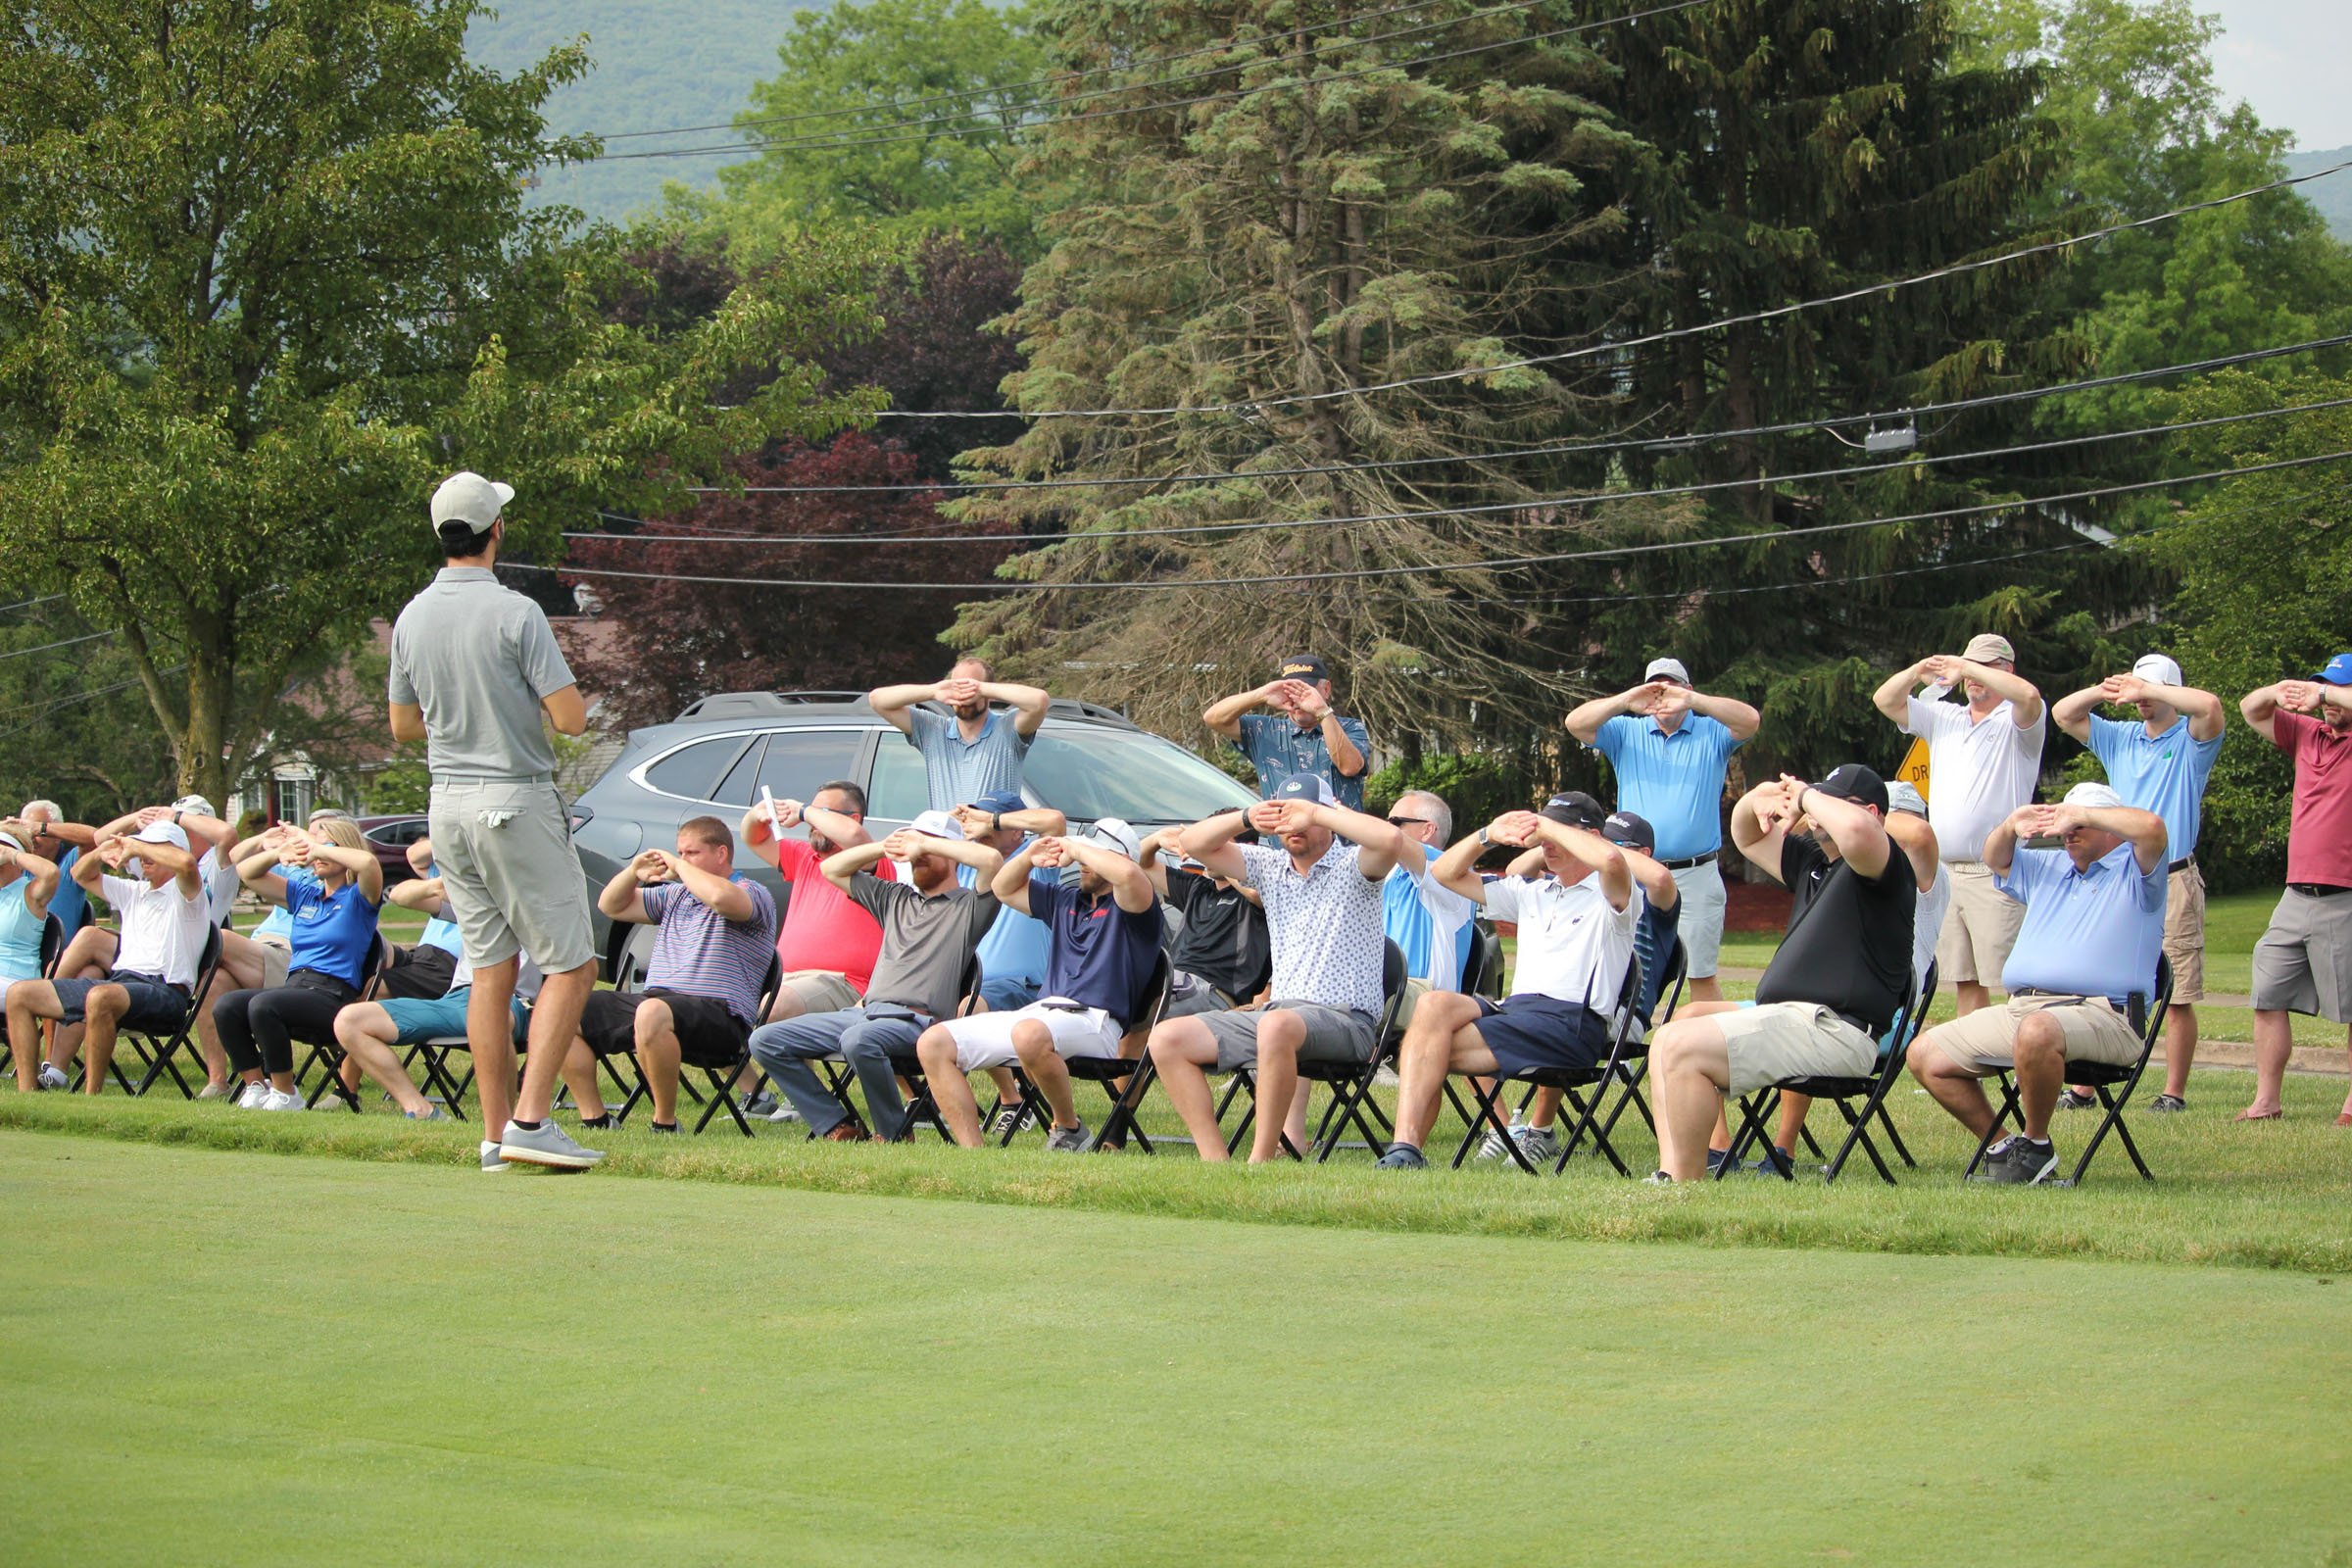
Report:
216,819,384,1110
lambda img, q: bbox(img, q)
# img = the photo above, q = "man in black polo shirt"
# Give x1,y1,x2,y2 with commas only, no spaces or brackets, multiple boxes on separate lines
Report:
1646,765,1916,1182
1140,825,1270,1014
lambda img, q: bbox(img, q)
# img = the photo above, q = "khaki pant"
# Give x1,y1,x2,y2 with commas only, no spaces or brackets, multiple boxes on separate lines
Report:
1916,993,2143,1076
1936,860,2025,987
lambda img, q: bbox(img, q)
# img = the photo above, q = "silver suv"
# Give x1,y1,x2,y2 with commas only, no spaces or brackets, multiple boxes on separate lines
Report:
567,690,1259,975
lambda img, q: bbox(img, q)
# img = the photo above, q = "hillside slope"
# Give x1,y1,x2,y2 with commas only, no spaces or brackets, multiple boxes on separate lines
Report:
2284,146,2352,242
468,0,817,225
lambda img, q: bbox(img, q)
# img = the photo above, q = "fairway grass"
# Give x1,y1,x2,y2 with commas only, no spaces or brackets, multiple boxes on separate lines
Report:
7,1061,2352,1273
2,1134,2347,1566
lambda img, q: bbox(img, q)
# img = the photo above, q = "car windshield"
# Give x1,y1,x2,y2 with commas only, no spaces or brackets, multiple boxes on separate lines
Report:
1021,726,1257,823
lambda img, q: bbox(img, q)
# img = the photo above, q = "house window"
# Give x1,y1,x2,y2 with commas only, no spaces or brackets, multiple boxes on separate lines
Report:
271,775,314,825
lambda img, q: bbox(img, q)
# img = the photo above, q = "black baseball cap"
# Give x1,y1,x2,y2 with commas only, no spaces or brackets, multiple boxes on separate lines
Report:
1811,763,1889,814
1539,791,1606,830
1601,810,1655,854
1278,654,1330,684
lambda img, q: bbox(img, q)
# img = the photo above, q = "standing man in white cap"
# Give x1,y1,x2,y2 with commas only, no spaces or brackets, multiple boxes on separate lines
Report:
1567,656,1759,1004
388,470,602,1171
1874,633,2046,1017
2052,654,2226,1111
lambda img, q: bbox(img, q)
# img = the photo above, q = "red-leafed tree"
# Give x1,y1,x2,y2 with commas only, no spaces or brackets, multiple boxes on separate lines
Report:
565,434,1020,727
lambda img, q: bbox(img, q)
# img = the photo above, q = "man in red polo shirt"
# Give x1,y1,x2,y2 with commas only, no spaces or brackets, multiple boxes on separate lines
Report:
2237,656,2352,1123
736,780,895,1121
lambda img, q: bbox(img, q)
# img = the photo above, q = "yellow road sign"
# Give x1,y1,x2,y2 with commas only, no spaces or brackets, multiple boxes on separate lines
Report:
1895,737,1930,798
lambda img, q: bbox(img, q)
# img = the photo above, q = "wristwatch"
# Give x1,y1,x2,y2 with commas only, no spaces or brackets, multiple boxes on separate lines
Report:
1477,826,1492,847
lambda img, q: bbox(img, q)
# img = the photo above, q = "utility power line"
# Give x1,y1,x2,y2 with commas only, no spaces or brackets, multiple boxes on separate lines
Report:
560,448,2351,594
567,396,2352,549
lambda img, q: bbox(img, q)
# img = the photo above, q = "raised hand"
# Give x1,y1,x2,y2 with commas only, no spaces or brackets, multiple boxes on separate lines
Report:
1029,835,1071,868
1245,800,1290,836
631,848,677,885
1489,810,1541,848
134,805,171,828
936,676,984,708
1648,683,1690,719
2105,673,2148,704
97,834,131,869
277,829,317,865
880,829,922,860
2278,679,2324,713
1263,799,1320,836
950,804,999,840
1921,654,1963,687
768,797,805,831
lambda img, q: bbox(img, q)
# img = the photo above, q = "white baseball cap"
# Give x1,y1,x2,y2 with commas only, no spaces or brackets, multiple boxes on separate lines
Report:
131,820,191,851
2063,781,2127,810
2131,653,2182,688
1084,817,1141,859
907,809,965,841
430,471,514,533
1643,656,1691,686
170,794,216,819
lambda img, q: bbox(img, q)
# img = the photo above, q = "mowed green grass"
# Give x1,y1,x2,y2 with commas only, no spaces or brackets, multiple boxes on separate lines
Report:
2,1132,2348,1568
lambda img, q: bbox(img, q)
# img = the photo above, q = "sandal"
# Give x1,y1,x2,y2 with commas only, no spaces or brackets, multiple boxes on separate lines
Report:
2232,1107,2282,1122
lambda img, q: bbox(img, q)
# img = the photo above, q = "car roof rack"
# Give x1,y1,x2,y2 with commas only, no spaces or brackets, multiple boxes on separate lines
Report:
672,691,1133,724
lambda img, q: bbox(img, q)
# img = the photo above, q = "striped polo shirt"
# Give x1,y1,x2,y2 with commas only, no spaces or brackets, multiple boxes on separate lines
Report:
639,876,780,1028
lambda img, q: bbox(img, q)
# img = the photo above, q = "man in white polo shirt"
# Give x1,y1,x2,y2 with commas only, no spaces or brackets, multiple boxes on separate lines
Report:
1873,632,2045,1016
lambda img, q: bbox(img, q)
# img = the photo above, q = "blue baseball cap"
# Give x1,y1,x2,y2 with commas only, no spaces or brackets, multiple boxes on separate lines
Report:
1271,773,1336,807
967,789,1025,817
2314,653,2352,686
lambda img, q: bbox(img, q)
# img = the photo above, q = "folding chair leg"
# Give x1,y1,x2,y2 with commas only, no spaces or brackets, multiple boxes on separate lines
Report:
1094,1055,1157,1153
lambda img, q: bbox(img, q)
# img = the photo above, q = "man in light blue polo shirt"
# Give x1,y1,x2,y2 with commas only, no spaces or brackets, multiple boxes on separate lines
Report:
2053,653,2226,1111
1381,789,1477,1012
1566,656,1759,1003
1908,783,2168,1184
869,659,1052,810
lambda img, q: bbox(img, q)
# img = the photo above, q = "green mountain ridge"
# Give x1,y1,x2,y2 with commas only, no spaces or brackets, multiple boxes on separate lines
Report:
468,0,820,225
2284,146,2352,242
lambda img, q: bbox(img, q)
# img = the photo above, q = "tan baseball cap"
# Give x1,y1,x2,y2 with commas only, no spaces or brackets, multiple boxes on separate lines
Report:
1962,633,2015,665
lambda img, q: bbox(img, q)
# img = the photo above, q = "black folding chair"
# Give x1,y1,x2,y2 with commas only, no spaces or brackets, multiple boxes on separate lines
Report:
882,953,988,1144
1442,945,1657,1177
119,924,227,1099
1463,920,1505,1002
36,913,64,979
1288,940,1409,1162
299,932,391,1109
1962,957,2173,1186
1770,961,1937,1175
1719,967,1926,1186
611,955,785,1136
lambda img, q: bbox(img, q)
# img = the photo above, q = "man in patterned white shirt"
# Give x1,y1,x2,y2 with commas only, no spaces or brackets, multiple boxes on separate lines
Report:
1147,774,1402,1162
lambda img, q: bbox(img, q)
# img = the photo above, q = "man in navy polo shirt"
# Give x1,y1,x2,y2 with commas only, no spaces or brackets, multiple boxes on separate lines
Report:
1567,656,1758,1003
2053,654,2226,1111
1909,783,2168,1184
915,818,1161,1151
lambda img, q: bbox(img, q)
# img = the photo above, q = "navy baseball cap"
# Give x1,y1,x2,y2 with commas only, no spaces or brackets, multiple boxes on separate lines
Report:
1272,773,1336,807
1601,810,1655,854
968,789,1025,817
1278,654,1330,684
1539,791,1605,830
2314,653,2352,685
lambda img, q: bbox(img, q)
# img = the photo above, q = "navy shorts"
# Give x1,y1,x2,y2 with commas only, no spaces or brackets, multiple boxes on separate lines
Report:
50,972,190,1033
1471,994,1611,1076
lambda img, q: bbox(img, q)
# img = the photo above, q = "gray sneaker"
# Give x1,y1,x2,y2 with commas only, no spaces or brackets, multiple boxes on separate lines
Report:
480,1140,509,1173
1970,1135,2057,1186
403,1105,446,1122
1475,1114,1527,1161
739,1089,780,1119
990,1101,1036,1139
499,1120,604,1170
1514,1124,1561,1165
1045,1120,1091,1152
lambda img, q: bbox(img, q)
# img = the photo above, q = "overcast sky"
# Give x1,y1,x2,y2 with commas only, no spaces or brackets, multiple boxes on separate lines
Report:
2201,0,2350,151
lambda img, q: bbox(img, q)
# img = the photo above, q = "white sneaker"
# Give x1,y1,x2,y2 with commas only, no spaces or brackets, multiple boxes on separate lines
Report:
35,1062,69,1091
258,1087,306,1111
235,1081,270,1108
1475,1114,1528,1161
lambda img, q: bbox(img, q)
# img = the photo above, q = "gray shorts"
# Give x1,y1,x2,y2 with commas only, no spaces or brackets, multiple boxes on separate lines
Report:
2252,887,2352,1025
1201,1001,1378,1072
1670,858,1728,979
428,779,596,975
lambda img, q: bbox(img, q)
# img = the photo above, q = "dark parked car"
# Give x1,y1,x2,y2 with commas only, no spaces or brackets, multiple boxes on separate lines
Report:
567,691,1260,977
360,813,429,885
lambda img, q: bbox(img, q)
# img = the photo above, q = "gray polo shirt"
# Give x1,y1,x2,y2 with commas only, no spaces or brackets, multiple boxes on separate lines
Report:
849,873,1000,1020
388,567,575,778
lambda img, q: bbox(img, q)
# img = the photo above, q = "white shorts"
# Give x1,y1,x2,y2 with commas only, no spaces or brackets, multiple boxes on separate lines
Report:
936,1000,1125,1072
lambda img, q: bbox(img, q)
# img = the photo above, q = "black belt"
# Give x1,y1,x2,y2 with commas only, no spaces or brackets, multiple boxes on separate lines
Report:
1660,851,1718,871
2289,882,2352,898
2167,855,2195,874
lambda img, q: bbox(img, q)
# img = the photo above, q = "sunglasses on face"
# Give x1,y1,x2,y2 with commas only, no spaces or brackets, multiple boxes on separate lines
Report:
1387,815,1435,827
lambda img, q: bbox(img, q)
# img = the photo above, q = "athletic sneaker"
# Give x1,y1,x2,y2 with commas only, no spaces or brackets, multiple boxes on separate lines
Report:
1705,1147,1732,1176
2148,1094,2187,1113
499,1120,605,1170
1045,1120,1091,1153
1514,1124,1561,1165
35,1062,69,1091
577,1113,619,1130
258,1088,306,1111
649,1121,679,1136
480,1140,509,1173
1642,1169,1674,1185
990,1101,1036,1139
1373,1143,1428,1170
403,1105,446,1122
2056,1089,2097,1111
1746,1146,1796,1177
1475,1114,1529,1161
1971,1134,2058,1185
739,1090,781,1119
765,1102,803,1124
196,1080,234,1101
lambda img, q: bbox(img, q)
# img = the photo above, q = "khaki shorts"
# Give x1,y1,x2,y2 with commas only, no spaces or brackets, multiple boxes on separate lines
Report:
1936,860,2025,987
776,969,860,1017
1714,1003,1880,1096
1916,993,2144,1075
2163,861,2206,1003
428,779,597,975
1396,976,1434,1030
251,936,291,989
